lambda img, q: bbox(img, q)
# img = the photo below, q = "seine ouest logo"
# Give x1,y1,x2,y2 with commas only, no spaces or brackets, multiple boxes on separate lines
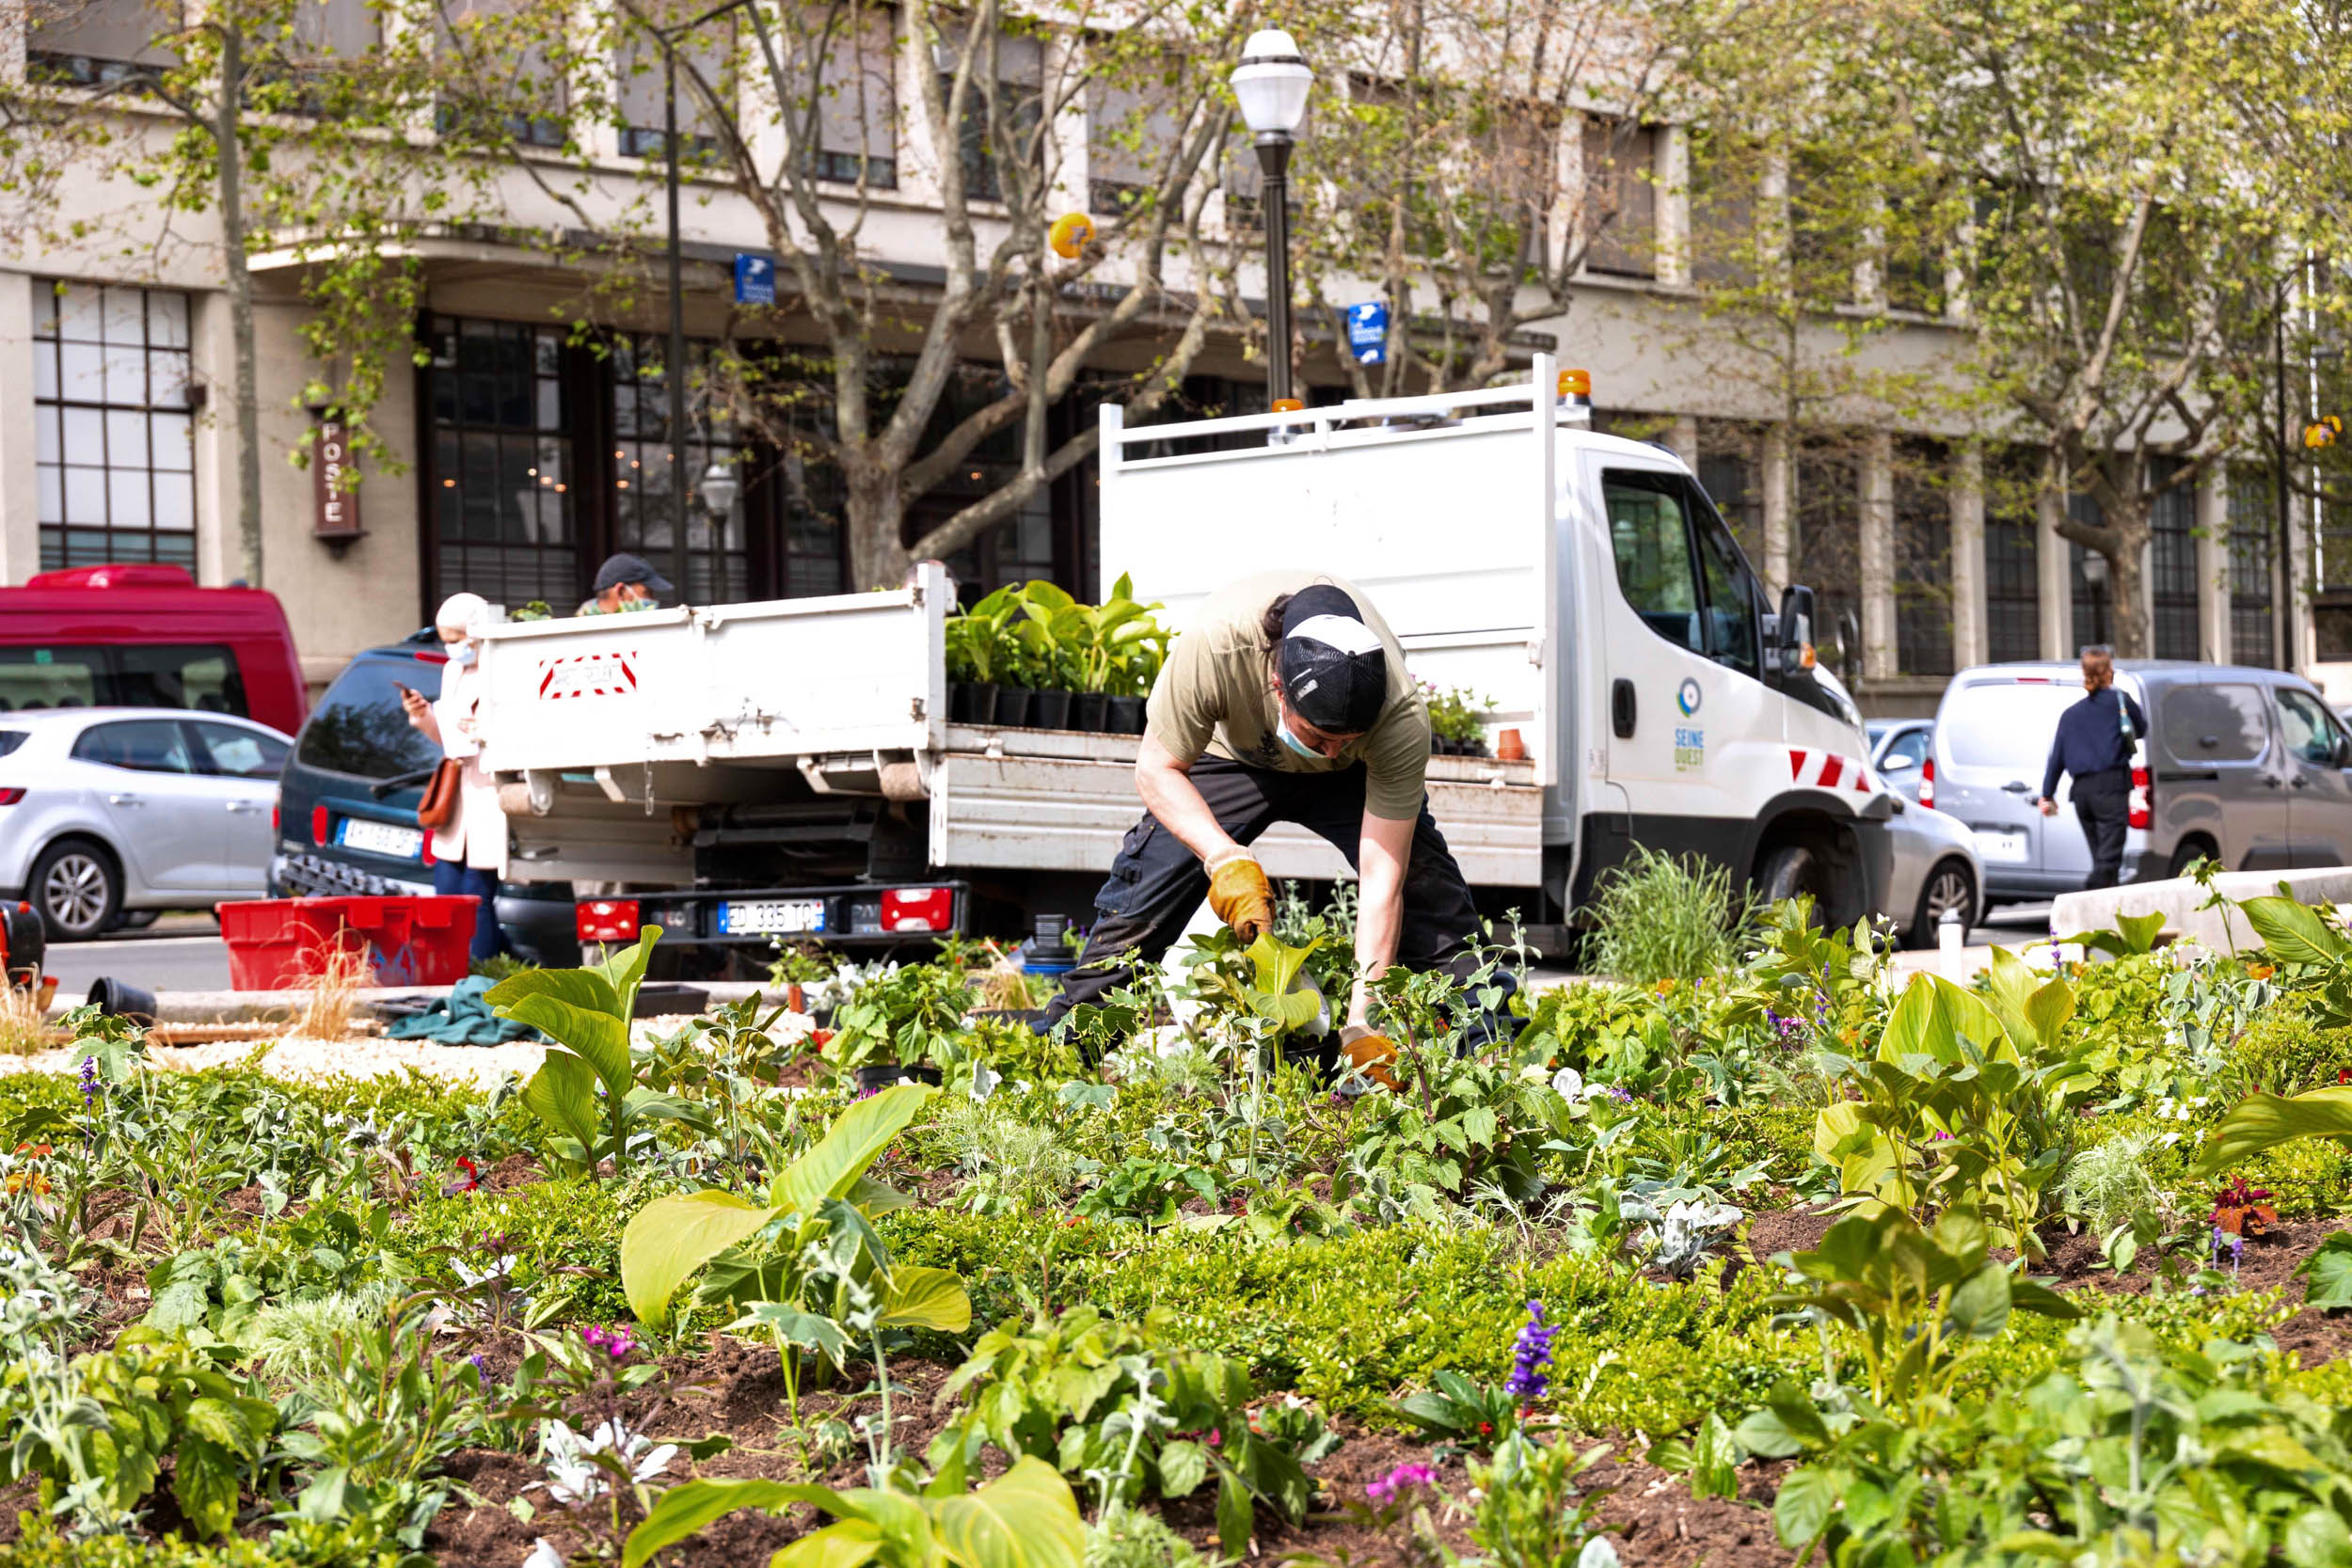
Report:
1673,678,1705,772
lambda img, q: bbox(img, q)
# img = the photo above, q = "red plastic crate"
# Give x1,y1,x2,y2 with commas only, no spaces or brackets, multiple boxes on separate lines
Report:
217,896,479,990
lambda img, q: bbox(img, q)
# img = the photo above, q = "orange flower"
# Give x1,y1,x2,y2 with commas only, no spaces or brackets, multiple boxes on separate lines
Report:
1655,979,1677,996
2249,963,2276,981
13,1143,51,1158
4,1171,51,1196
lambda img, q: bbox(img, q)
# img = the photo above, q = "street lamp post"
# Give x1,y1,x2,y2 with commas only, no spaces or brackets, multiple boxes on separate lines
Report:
653,0,757,600
1230,31,1312,407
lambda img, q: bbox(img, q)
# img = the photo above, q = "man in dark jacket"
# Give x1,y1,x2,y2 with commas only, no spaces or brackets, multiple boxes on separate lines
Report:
2034,646,2150,891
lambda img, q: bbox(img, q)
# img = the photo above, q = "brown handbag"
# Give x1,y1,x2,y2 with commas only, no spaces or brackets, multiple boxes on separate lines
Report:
416,758,462,831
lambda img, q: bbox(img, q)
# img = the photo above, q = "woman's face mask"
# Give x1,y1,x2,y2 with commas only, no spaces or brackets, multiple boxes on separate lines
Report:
448,643,478,667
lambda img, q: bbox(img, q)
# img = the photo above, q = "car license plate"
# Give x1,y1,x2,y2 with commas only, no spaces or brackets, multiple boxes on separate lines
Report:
719,898,826,936
1972,828,2030,864
337,816,424,861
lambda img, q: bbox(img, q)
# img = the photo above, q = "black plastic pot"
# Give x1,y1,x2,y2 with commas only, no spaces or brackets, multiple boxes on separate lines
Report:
951,682,996,724
87,975,157,1027
1107,694,1146,734
1070,691,1107,732
855,1063,944,1094
993,686,1034,727
1030,689,1073,730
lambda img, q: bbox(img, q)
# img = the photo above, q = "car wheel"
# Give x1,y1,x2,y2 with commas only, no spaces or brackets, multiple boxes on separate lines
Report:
30,838,120,942
104,910,160,933
1756,841,1839,924
2168,838,2218,878
1907,860,1977,950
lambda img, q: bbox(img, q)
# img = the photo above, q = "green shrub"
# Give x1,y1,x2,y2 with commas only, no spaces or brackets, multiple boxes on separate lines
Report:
1583,847,1752,987
2223,992,2351,1097
390,1174,636,1324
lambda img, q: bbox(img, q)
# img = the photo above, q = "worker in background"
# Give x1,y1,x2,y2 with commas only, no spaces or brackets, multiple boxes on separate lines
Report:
1038,570,1510,1084
577,553,673,616
2034,645,2150,892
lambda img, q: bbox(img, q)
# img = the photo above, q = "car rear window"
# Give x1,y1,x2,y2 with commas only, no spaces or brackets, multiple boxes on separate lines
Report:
2159,684,2267,764
1941,681,2090,770
297,657,444,780
0,731,24,758
0,643,246,718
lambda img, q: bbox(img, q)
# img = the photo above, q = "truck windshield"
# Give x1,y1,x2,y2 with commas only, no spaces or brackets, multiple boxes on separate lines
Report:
298,658,444,779
1942,681,2085,771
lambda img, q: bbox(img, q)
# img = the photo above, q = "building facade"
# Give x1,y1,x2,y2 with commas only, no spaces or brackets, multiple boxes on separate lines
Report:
0,5,2323,707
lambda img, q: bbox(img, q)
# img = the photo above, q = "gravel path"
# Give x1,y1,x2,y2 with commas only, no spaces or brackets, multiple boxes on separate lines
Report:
0,1014,806,1090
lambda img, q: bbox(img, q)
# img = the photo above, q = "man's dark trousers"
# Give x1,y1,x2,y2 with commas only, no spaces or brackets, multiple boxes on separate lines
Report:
2071,766,2132,891
1041,757,1508,1033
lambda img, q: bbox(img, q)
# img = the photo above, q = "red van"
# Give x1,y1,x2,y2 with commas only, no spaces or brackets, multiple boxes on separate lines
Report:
0,564,307,736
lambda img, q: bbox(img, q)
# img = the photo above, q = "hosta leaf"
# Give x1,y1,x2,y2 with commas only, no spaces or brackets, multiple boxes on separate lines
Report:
625,1479,841,1568
877,1265,973,1333
771,1521,889,1568
773,1084,936,1216
935,1457,1087,1568
621,1189,781,1327
2300,1231,2352,1310
520,1053,605,1167
2240,896,2352,968
2195,1087,2352,1178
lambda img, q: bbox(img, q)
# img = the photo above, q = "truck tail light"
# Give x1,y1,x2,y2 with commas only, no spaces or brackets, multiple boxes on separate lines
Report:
0,788,23,806
1918,757,1934,810
270,802,279,833
882,886,954,932
578,898,641,942
310,804,329,844
2129,766,2152,831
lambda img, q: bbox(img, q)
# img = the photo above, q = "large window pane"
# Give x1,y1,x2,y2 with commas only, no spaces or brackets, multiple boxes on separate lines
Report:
34,279,198,571
26,0,178,85
424,315,579,610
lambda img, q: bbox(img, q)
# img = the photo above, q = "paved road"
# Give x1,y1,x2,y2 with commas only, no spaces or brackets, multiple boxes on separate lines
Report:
42,914,230,1000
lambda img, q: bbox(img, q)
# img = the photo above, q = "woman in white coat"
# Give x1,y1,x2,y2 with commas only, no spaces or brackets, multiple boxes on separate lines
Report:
401,593,511,962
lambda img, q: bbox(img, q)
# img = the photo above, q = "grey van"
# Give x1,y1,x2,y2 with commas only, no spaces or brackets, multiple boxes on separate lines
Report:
1930,660,2352,904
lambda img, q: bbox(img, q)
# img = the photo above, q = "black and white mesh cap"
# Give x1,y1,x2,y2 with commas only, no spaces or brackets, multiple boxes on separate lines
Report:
1277,585,1388,734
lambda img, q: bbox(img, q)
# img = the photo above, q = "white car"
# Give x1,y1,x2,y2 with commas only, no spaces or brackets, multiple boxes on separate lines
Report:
1884,796,1982,947
0,707,292,940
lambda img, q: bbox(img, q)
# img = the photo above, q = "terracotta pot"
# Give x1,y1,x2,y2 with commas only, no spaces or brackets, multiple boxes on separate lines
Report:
1496,728,1527,761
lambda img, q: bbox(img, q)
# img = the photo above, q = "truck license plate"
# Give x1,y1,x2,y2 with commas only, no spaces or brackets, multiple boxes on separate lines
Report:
337,817,424,861
719,898,826,936
1972,828,2030,864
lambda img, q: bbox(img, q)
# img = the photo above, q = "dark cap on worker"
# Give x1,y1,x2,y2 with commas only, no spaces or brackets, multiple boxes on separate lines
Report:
1277,585,1388,734
594,552,675,595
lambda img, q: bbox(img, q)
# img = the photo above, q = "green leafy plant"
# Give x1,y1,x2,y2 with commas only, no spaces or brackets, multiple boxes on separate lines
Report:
931,1305,1327,1555
1583,847,1751,987
616,1084,971,1415
1422,683,1491,747
1460,1430,1615,1568
621,1454,1086,1568
0,1324,278,1539
2058,908,2169,958
1394,1369,1519,1449
491,927,698,1177
829,962,977,1072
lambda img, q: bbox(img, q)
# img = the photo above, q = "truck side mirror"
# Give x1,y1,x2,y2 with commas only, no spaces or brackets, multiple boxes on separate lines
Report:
1776,585,1816,675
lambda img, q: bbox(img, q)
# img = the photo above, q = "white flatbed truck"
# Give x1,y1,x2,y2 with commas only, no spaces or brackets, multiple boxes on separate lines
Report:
470,356,1893,970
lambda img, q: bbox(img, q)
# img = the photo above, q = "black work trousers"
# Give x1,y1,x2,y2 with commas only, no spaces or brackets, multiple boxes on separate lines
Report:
2071,767,2132,891
1040,757,1510,1037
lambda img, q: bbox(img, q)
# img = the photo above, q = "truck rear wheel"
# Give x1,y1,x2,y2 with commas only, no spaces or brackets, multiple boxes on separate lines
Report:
1755,842,1837,925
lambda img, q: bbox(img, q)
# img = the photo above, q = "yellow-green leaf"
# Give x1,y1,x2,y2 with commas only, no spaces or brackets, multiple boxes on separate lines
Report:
935,1457,1086,1568
2195,1086,2352,1178
622,1189,781,1327
772,1084,935,1215
877,1265,973,1333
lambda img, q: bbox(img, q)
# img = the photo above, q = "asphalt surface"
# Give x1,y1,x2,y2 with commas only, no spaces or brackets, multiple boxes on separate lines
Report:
41,912,230,1000
36,903,2061,1005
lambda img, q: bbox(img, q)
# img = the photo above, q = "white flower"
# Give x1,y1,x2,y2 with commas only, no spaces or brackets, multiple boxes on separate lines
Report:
523,1540,567,1568
452,1254,519,1291
968,1063,1001,1103
1551,1067,1586,1103
1577,1537,1621,1568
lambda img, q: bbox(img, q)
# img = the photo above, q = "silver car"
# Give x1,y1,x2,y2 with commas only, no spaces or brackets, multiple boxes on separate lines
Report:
1883,796,1981,946
0,707,292,940
1868,719,1934,806
1931,660,2352,905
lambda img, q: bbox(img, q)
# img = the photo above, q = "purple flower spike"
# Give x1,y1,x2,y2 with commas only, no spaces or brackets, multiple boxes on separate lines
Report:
1505,1299,1556,1402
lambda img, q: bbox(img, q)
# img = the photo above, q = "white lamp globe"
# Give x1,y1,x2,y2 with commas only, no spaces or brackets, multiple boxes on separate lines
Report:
1231,29,1311,136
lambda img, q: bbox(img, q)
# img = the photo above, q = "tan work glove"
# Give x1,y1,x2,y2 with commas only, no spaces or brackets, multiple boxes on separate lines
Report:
1340,1023,1402,1091
1205,848,1275,942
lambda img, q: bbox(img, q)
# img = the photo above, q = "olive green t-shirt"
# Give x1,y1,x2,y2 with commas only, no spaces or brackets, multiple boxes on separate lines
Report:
1145,569,1430,820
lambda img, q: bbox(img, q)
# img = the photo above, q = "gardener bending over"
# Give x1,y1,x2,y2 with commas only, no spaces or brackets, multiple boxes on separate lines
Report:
1038,570,1509,1082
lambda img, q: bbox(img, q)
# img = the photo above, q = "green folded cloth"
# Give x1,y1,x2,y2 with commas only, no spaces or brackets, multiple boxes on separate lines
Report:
386,975,541,1046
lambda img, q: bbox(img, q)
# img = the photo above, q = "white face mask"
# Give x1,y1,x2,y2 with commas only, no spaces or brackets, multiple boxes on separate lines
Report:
449,644,478,667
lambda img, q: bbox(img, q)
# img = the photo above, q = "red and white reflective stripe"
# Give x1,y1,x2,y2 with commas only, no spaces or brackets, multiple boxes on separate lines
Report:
536,650,642,700
1786,747,1878,794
